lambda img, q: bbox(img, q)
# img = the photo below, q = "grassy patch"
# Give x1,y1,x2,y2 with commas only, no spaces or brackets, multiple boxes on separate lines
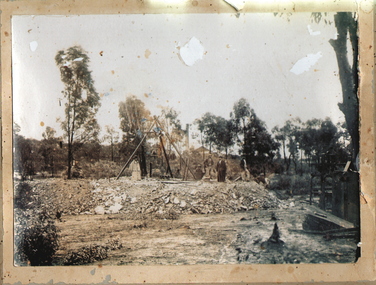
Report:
269,174,312,195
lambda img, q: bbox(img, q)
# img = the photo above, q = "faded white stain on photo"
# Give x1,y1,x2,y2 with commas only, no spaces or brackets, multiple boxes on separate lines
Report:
178,37,205,66
12,12,360,266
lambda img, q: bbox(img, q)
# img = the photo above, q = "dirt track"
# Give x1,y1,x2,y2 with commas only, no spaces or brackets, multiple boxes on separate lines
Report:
15,177,359,265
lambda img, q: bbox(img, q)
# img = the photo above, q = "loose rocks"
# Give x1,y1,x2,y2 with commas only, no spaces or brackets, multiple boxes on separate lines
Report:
16,178,285,219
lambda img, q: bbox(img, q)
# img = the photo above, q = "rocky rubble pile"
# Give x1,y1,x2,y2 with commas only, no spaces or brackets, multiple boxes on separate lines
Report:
90,178,283,218
14,179,96,216
16,178,284,219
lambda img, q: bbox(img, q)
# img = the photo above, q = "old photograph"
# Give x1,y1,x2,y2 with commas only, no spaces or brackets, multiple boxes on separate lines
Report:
12,12,360,266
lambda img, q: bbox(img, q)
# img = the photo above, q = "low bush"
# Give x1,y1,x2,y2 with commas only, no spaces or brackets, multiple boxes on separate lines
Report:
79,160,123,179
14,182,59,266
16,212,59,266
269,175,292,190
64,244,108,265
14,182,35,210
269,174,312,195
63,239,122,265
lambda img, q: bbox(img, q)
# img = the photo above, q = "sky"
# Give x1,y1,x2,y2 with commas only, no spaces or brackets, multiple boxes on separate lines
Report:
12,12,345,141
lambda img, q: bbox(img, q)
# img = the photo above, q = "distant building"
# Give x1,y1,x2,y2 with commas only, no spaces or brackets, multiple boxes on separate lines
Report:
195,146,211,155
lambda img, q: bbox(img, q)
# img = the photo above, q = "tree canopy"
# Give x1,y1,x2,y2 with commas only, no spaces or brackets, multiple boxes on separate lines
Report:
55,46,101,179
119,95,151,140
118,95,152,176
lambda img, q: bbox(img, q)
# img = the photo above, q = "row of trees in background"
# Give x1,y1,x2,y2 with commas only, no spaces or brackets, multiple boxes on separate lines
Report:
14,73,353,179
272,118,351,174
13,97,352,180
194,98,352,176
13,123,117,180
13,81,188,180
195,98,279,175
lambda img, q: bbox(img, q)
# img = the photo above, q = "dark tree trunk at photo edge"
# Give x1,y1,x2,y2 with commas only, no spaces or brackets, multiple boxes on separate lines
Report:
329,12,359,163
329,13,360,261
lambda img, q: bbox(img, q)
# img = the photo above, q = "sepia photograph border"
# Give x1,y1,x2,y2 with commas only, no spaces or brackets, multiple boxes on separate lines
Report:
1,0,375,284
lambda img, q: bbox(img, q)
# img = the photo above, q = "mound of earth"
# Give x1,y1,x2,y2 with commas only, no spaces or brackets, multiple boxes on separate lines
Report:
14,177,284,219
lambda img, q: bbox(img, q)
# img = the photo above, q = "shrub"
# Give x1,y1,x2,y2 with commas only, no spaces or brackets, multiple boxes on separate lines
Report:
291,174,312,195
63,239,122,265
269,174,312,195
64,244,108,265
79,160,123,179
14,182,35,210
14,182,59,266
269,175,292,190
17,213,59,266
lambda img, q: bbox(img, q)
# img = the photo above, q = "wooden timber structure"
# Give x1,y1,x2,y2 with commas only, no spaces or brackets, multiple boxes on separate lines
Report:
116,116,197,180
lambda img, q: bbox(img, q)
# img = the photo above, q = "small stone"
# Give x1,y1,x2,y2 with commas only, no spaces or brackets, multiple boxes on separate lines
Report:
114,196,122,203
94,206,105,215
108,203,122,214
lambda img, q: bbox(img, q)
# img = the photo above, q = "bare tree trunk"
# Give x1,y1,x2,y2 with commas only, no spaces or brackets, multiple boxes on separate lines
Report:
329,12,359,163
111,142,114,162
67,142,72,179
292,156,298,175
285,153,292,173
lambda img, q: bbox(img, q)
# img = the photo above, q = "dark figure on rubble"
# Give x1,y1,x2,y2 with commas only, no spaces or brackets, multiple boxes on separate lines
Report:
217,156,227,182
195,164,205,180
130,156,141,181
204,155,215,180
240,157,251,181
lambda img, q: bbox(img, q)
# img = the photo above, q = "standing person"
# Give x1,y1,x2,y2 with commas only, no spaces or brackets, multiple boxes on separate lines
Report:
240,157,250,181
204,155,215,180
195,164,205,180
217,156,227,182
130,156,141,181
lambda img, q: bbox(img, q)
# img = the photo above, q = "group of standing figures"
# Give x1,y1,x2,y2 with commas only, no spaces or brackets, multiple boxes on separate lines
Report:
203,155,227,182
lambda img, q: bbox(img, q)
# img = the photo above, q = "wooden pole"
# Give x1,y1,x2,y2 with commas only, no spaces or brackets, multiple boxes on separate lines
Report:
183,157,190,181
154,117,196,180
116,120,156,180
159,134,173,178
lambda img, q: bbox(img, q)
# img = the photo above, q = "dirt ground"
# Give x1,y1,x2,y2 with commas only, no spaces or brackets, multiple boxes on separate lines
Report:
14,177,359,266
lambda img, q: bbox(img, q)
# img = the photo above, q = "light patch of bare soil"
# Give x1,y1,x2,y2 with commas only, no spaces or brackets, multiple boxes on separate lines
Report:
55,208,357,266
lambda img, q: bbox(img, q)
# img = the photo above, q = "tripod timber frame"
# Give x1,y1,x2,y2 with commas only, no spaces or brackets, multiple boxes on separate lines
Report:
116,116,197,180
